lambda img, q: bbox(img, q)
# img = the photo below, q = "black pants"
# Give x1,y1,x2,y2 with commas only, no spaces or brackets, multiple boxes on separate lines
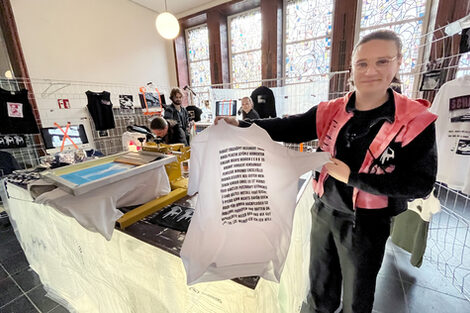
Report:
300,201,391,313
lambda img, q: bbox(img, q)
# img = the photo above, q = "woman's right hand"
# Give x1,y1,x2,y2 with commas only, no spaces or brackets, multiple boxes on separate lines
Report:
214,116,239,127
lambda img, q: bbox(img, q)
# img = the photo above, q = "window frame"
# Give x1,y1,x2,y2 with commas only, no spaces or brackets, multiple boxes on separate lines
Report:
227,7,262,86
185,23,212,88
281,0,335,83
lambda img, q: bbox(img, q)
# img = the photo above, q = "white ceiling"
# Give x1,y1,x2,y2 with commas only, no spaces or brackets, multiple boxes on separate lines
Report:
129,0,232,18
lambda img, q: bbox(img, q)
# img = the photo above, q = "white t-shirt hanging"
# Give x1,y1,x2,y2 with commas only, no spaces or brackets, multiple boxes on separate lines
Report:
181,120,330,285
430,75,470,195
407,189,441,222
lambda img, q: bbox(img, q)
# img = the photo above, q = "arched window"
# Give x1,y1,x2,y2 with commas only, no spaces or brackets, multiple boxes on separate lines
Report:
284,0,334,83
228,9,262,88
186,24,211,87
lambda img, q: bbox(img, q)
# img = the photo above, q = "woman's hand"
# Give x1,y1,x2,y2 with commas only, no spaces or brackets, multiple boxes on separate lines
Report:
325,158,351,184
214,116,239,127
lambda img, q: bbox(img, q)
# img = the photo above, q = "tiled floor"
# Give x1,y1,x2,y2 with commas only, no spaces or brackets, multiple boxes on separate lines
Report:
0,218,69,313
1,213,469,313
373,239,470,313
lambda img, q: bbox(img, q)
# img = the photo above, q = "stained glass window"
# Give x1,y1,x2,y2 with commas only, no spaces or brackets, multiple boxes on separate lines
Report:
229,9,262,86
189,60,211,86
285,0,333,43
285,37,331,79
186,24,211,87
231,50,262,84
358,0,428,97
361,0,426,29
284,0,334,81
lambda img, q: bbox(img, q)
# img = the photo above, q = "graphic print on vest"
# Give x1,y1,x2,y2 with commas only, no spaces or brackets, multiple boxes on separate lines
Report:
7,102,23,118
449,95,470,123
219,146,270,225
370,143,398,175
379,147,395,164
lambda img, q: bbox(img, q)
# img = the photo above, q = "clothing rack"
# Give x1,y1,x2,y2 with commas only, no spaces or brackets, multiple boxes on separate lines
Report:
0,78,172,167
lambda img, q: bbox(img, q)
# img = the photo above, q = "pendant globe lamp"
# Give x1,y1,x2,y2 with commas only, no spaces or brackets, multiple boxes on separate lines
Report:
155,0,180,39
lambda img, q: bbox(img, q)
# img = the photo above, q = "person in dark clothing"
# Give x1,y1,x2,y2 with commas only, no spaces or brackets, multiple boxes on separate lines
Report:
150,117,188,146
239,96,260,120
0,151,21,176
216,30,437,313
164,87,190,144
250,85,277,118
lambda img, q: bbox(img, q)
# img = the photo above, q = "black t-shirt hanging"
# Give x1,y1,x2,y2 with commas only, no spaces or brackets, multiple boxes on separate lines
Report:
186,105,202,122
86,91,115,131
0,87,39,134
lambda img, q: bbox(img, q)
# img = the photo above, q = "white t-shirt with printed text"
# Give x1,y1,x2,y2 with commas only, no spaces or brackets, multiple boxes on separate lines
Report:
430,76,470,194
181,120,329,285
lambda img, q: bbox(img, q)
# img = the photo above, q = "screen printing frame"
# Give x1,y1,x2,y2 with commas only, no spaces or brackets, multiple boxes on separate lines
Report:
41,151,176,196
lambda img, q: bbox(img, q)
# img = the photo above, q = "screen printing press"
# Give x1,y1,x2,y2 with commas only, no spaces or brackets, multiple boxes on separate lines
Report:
40,150,176,196
1,144,314,313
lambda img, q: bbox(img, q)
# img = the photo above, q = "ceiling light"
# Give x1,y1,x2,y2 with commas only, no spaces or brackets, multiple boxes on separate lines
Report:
155,0,180,40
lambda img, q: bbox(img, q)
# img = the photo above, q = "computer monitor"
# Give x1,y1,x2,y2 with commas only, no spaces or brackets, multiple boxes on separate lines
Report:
40,124,89,150
215,100,238,116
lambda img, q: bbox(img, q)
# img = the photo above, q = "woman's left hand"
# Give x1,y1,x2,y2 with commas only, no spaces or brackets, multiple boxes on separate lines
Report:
325,158,351,184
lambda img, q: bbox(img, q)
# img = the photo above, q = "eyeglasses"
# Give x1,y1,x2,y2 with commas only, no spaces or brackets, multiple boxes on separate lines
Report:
352,56,398,73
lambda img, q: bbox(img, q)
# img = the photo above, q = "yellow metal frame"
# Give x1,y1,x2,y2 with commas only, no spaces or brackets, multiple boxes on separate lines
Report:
116,188,187,229
117,143,191,230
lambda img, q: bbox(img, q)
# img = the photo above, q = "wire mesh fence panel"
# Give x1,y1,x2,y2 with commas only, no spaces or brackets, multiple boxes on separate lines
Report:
426,182,470,302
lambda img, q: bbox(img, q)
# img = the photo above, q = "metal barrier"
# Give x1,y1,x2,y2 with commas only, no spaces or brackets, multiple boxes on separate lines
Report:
427,182,470,301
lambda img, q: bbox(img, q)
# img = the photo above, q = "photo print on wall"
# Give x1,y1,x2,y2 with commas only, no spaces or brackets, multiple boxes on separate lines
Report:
119,95,134,114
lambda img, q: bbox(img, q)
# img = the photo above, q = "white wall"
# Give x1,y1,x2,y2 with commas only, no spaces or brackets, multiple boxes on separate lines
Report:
11,0,176,86
10,0,178,149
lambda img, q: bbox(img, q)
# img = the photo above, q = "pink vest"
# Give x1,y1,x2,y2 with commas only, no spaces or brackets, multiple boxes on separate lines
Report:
313,91,437,210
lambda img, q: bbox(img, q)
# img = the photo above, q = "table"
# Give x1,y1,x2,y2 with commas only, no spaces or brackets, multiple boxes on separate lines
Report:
2,176,315,313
